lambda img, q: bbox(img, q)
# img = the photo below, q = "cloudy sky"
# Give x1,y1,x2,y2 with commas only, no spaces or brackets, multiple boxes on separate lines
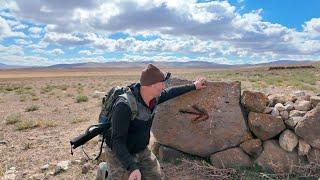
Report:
0,0,320,66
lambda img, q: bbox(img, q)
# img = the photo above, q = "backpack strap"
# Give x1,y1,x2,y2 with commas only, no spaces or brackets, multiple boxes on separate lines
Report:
119,88,138,120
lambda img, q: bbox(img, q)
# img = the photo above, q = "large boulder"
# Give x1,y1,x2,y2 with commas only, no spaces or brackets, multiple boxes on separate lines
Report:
241,91,268,113
295,104,320,149
274,103,286,112
152,79,248,157
210,148,252,168
248,112,285,141
255,140,300,173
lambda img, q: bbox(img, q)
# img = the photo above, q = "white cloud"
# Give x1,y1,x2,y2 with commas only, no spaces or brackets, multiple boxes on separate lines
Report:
79,49,104,56
14,39,32,45
303,18,320,37
0,44,24,56
0,16,25,39
0,0,319,64
48,48,64,56
13,24,28,30
29,26,42,34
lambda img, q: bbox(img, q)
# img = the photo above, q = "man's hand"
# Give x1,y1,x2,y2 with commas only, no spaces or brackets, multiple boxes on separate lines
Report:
128,169,141,180
194,77,208,90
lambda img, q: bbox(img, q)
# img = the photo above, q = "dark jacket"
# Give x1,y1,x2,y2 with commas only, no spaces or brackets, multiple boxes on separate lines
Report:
110,83,196,173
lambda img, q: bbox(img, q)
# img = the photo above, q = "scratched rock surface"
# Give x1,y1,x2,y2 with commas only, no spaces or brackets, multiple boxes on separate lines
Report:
152,78,249,157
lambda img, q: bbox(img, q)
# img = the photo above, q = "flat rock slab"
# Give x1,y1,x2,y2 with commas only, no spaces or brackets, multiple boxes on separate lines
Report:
152,78,248,157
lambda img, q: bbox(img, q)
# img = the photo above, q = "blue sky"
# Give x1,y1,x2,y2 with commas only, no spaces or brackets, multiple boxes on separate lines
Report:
0,0,320,66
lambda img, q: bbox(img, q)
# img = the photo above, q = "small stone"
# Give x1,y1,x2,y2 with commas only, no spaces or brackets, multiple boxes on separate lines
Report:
279,130,299,152
81,163,91,174
289,110,307,117
310,96,320,108
54,160,70,175
284,102,295,111
271,108,280,117
298,139,311,156
275,103,285,111
4,167,17,180
240,139,262,158
285,117,304,129
41,164,50,172
241,91,268,113
294,100,312,111
280,111,289,120
268,94,286,106
96,162,108,180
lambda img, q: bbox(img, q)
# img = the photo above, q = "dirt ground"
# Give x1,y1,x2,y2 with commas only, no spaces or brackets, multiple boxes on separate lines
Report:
0,66,319,179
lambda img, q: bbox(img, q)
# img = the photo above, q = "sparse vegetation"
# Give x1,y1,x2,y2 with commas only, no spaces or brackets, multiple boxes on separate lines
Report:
25,105,40,112
5,113,21,125
76,94,88,103
42,120,58,128
71,117,88,124
41,84,55,94
22,142,33,150
16,120,41,130
57,84,69,91
19,95,27,102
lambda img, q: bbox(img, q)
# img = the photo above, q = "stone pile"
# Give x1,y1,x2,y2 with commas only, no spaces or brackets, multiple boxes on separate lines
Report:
152,78,320,174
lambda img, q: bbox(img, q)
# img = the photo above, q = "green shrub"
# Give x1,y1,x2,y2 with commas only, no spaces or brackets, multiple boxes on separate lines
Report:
5,113,21,125
16,120,41,130
76,95,88,103
41,84,55,94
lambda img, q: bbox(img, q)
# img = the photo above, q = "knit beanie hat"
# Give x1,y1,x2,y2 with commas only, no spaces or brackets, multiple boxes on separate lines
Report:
140,64,170,86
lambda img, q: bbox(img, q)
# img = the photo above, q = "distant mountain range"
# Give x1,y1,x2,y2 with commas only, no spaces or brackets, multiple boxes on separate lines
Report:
0,63,29,69
0,60,318,70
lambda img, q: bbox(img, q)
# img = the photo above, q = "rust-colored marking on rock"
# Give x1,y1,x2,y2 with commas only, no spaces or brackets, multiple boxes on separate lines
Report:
179,104,209,123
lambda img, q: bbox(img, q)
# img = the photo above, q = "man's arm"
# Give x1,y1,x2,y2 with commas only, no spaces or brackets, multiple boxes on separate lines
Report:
111,102,139,173
157,84,196,104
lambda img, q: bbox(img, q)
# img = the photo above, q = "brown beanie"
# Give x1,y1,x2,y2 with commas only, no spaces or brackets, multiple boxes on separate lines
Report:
140,64,165,86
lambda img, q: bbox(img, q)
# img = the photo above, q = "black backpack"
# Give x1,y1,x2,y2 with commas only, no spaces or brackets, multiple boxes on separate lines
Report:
70,85,138,160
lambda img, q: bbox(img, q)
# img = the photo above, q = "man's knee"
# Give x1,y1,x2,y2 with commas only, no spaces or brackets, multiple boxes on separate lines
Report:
138,149,164,180
97,148,129,180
